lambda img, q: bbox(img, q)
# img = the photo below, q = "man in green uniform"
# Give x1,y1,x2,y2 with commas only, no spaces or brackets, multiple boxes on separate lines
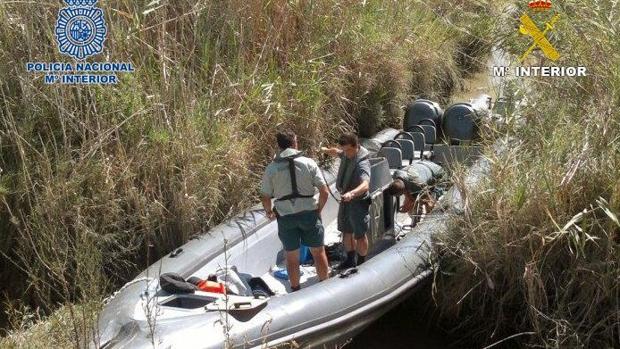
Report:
386,160,445,221
260,130,330,291
322,133,371,269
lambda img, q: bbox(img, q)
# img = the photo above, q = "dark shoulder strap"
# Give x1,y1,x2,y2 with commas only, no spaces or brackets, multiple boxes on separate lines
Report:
287,157,300,198
275,154,314,202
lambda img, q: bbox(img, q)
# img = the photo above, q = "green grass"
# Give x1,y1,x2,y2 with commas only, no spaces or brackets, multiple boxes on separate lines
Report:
434,1,620,347
0,0,495,346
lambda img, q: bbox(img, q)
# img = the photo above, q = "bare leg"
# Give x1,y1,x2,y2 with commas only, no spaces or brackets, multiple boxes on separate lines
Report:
336,232,359,269
356,235,369,256
310,246,329,281
285,249,301,289
343,232,355,252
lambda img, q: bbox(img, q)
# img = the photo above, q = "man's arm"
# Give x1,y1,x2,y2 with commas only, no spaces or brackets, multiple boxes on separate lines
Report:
317,185,329,213
260,166,276,220
342,158,371,202
342,180,369,202
261,195,276,220
321,147,342,157
399,191,415,213
309,158,328,213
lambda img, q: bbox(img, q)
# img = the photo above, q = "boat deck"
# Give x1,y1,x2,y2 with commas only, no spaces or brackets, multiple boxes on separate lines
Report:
260,210,415,294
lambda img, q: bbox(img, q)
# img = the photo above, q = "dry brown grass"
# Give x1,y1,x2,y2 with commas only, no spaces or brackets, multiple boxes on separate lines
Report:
0,0,495,346
434,1,620,347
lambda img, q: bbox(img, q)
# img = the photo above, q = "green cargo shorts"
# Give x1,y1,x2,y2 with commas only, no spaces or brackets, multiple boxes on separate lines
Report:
276,210,324,251
337,199,370,239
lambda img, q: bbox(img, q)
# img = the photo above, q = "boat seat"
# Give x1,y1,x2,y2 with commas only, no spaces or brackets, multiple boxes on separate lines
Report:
418,125,437,144
394,131,415,142
407,132,426,160
394,132,415,165
395,139,414,166
418,118,437,129
377,147,402,170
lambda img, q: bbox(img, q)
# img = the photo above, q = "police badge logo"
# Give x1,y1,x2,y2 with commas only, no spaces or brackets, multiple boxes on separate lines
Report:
55,0,107,60
27,0,133,85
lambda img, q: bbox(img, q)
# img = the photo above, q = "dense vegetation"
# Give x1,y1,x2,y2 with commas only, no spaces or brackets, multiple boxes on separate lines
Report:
0,0,493,346
435,1,620,347
6,1,615,348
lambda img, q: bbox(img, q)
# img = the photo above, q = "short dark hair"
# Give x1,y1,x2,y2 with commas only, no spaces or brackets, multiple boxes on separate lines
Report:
276,130,296,149
338,132,359,147
385,179,406,196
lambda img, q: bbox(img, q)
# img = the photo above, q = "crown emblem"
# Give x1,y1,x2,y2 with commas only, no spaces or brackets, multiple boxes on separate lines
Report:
64,0,98,7
528,0,552,11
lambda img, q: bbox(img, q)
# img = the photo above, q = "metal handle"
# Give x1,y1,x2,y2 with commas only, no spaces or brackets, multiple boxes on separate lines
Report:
395,132,414,141
382,140,402,150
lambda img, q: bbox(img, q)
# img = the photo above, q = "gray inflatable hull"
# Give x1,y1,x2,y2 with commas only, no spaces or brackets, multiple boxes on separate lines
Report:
94,143,485,349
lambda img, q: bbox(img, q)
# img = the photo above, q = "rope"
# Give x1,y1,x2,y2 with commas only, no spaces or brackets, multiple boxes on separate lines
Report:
322,168,342,203
318,141,342,203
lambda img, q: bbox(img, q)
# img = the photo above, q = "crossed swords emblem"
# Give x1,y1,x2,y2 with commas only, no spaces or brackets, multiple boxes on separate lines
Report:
519,13,561,62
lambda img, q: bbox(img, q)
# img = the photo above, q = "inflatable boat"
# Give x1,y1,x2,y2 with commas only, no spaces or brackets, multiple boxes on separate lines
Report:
95,98,490,349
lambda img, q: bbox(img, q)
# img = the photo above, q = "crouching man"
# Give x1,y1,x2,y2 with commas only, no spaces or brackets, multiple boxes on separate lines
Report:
260,130,330,292
386,160,445,223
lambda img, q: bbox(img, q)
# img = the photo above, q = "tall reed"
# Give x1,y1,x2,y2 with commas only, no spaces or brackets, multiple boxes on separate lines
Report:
435,1,620,347
0,0,494,346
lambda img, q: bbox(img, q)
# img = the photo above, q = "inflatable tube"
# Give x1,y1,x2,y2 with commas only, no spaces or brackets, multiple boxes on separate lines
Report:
94,129,484,349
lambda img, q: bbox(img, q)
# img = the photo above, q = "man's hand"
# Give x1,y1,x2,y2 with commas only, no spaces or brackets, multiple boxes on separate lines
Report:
342,179,368,203
265,209,277,220
321,147,341,158
261,195,276,220
342,192,354,202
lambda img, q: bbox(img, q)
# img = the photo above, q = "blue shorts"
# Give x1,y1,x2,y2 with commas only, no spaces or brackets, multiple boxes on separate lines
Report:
276,210,324,251
337,200,370,239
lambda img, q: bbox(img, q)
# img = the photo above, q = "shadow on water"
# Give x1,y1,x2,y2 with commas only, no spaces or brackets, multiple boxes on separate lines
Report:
348,280,463,349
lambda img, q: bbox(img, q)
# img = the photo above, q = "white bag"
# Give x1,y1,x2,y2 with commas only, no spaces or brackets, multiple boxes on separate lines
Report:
215,266,252,296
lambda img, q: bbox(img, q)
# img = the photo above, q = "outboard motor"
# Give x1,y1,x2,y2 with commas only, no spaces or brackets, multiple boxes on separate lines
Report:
403,99,443,133
442,94,491,142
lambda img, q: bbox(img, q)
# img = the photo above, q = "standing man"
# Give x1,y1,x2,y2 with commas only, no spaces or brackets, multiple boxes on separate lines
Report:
322,133,371,269
260,130,330,291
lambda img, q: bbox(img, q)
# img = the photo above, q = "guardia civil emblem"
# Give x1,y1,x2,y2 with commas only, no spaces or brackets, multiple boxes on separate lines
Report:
55,0,107,60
